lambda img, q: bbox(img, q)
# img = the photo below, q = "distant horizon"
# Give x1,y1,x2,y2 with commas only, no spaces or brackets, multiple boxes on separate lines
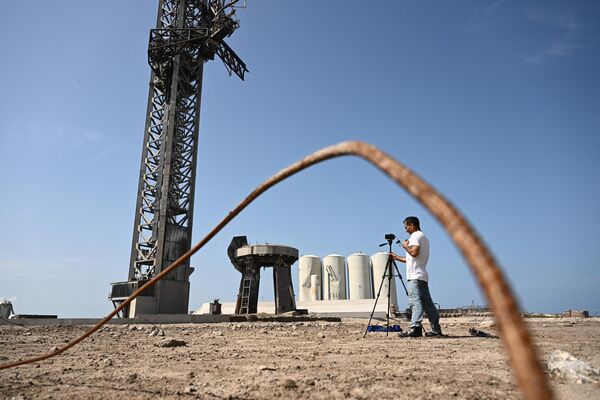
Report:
4,292,598,319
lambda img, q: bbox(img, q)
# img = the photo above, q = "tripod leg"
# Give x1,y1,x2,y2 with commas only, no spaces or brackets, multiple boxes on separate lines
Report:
392,259,409,296
386,258,392,337
363,266,389,338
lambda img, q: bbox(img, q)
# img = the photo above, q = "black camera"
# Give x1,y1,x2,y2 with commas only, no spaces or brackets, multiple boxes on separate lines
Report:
385,233,396,241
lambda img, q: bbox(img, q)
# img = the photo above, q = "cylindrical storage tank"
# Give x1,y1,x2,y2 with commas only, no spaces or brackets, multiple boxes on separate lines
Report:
322,254,347,300
0,300,13,319
310,274,321,301
347,252,373,299
371,252,399,311
298,255,322,302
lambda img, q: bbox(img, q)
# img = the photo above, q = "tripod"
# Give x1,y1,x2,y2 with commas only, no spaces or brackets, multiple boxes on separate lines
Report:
363,236,409,338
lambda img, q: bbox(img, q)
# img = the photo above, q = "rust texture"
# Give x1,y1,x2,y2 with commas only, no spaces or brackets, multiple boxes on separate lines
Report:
0,141,553,400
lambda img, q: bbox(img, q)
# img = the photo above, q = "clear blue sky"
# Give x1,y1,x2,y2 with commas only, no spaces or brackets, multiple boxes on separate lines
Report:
1,1,598,317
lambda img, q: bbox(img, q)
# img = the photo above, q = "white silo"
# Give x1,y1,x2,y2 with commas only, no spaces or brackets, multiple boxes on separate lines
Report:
371,252,399,311
347,252,373,299
299,255,322,301
310,274,321,301
322,254,347,300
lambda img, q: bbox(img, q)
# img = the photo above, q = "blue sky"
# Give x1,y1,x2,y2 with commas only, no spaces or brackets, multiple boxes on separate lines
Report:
1,1,598,317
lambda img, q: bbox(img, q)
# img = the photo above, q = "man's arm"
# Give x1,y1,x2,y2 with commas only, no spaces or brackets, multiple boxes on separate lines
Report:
402,239,420,257
389,252,406,263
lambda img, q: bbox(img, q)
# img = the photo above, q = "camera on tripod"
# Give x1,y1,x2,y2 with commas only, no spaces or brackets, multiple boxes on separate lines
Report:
364,232,410,338
380,233,398,248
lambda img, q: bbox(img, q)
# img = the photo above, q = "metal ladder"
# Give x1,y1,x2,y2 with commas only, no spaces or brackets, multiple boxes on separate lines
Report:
238,260,254,314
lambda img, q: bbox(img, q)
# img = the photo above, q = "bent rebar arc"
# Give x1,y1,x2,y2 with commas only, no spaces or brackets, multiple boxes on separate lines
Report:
0,141,553,400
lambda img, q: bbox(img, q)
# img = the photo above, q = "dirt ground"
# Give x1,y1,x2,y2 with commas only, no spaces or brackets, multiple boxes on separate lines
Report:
1,316,599,399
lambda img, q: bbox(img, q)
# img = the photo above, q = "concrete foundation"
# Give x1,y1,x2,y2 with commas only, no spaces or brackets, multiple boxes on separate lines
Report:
196,299,396,318
0,314,339,327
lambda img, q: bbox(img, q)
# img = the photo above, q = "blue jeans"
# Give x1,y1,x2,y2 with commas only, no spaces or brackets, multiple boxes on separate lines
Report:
408,279,441,333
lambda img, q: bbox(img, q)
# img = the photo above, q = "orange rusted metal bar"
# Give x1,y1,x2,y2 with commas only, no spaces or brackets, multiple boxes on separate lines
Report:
0,141,552,400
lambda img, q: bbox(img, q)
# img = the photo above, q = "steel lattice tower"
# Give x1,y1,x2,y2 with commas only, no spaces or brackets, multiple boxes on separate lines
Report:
110,0,247,317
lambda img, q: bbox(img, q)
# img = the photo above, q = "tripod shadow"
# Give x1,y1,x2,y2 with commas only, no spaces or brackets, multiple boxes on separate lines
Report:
420,334,499,339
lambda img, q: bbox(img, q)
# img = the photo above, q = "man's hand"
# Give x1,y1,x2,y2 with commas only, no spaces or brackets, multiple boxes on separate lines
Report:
403,242,420,257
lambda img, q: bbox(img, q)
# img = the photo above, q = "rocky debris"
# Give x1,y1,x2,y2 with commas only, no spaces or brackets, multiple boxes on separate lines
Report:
478,320,496,328
559,321,576,328
149,327,165,337
126,373,138,383
282,379,297,389
184,385,197,393
4,318,600,399
50,346,60,353
350,387,368,399
548,350,599,384
155,338,187,348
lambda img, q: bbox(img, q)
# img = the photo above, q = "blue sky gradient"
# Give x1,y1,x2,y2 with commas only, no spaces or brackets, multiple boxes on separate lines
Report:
1,1,599,317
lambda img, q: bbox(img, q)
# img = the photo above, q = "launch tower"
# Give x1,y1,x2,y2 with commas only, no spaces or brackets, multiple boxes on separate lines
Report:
109,0,247,317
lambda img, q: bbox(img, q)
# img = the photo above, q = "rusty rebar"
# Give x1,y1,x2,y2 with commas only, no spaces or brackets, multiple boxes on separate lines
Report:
0,141,553,400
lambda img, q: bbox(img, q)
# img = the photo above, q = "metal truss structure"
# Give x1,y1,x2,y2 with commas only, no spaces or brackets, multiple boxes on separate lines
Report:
110,0,247,317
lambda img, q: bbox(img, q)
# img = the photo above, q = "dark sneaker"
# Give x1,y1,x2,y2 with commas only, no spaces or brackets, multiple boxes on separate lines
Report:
425,331,444,337
399,326,422,337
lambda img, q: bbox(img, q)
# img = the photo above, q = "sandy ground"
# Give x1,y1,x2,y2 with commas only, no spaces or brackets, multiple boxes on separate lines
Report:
1,316,599,399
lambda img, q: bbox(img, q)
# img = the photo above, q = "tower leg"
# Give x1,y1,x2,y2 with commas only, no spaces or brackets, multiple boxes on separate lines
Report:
235,266,260,314
273,263,297,314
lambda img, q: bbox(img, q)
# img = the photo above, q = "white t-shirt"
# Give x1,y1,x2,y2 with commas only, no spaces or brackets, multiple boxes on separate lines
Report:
405,230,430,282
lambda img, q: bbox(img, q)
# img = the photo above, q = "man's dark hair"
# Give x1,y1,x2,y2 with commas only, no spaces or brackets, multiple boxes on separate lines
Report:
403,216,421,230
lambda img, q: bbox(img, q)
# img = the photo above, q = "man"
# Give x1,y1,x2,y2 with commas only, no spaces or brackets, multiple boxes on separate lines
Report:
390,216,442,337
